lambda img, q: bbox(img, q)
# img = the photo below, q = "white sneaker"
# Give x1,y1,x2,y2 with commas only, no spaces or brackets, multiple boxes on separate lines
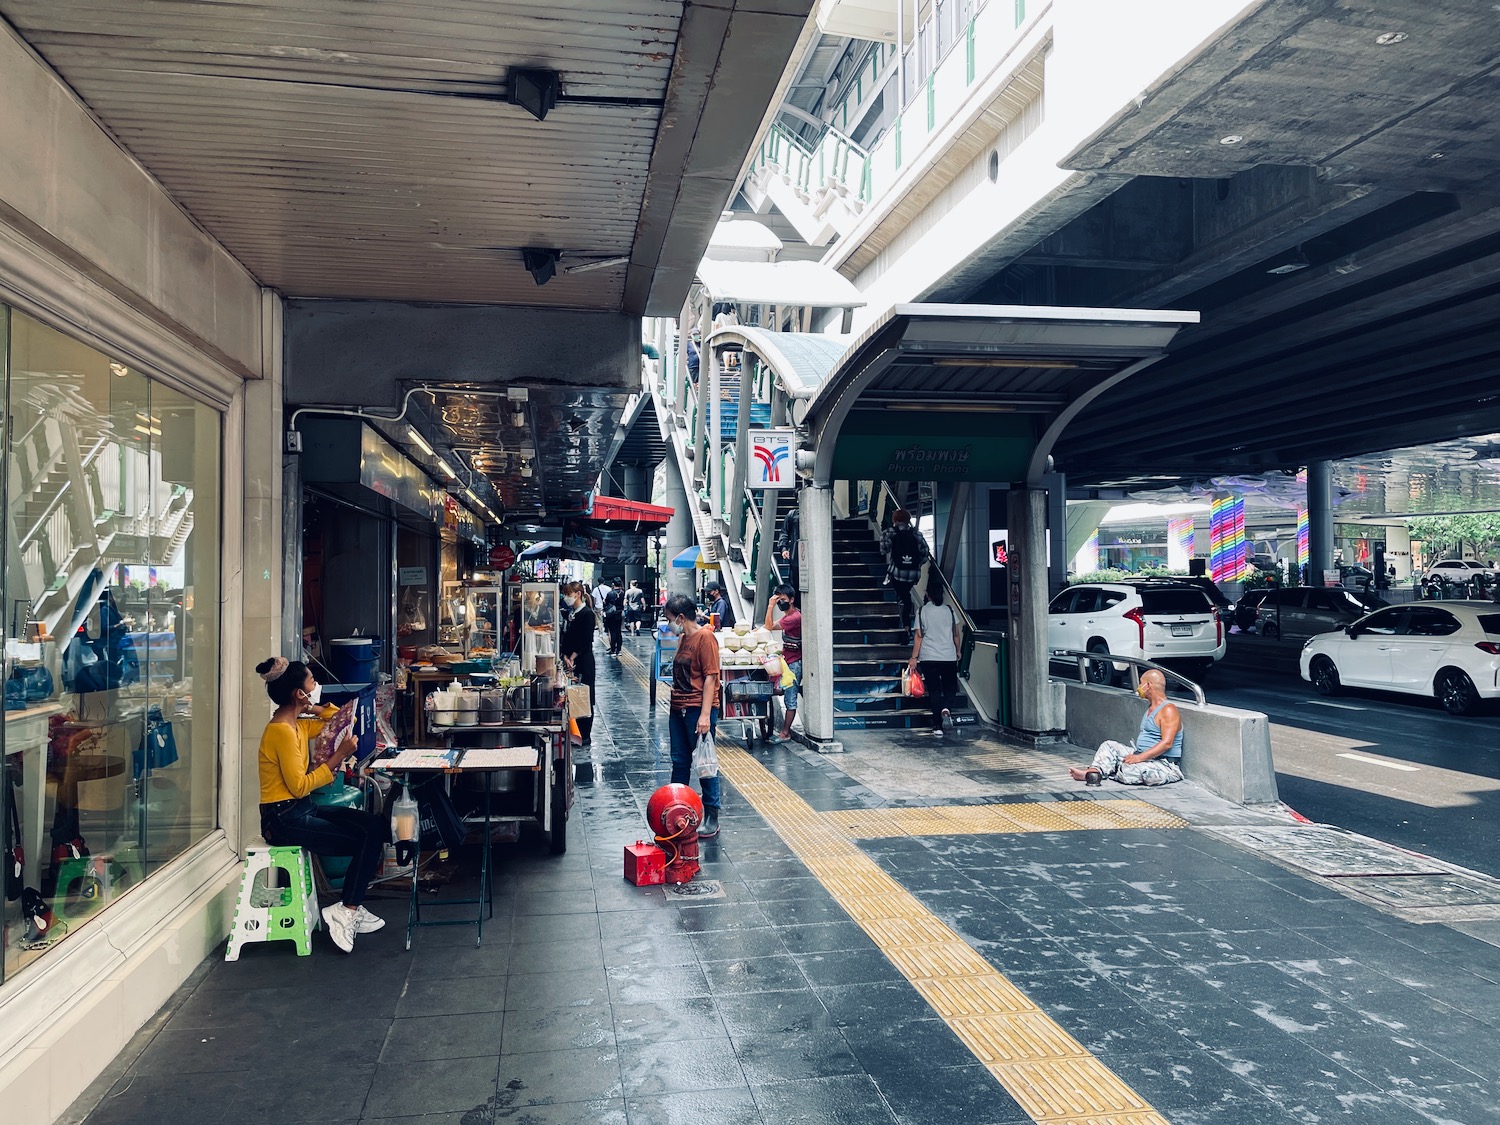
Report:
352,905,386,935
321,904,356,953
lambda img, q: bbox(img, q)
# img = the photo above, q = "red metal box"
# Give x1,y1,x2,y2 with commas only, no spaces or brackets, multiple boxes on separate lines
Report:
623,840,666,886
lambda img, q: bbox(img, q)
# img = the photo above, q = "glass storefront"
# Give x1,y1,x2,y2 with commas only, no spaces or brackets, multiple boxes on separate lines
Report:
1,307,221,984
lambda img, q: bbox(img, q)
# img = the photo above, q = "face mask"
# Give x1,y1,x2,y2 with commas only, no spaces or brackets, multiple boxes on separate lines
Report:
306,682,322,707
668,618,685,636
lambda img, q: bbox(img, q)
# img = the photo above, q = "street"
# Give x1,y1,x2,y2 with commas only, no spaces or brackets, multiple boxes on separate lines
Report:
1207,658,1500,878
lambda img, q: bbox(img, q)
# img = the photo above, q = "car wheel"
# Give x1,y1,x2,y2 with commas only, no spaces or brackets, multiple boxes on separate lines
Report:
1435,669,1481,716
1085,641,1114,685
1259,619,1279,640
1309,656,1340,696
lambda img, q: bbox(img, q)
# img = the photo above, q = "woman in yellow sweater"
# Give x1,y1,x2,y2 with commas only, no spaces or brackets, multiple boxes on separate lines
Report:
256,656,385,952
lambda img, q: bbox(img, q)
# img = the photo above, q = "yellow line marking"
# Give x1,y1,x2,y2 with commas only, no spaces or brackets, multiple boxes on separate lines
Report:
822,800,1186,838
717,743,1173,1125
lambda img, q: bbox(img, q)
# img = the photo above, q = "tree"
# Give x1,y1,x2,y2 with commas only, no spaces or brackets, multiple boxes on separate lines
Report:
1406,513,1500,560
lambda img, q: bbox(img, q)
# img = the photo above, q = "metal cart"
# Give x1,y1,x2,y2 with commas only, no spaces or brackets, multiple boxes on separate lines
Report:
721,671,773,744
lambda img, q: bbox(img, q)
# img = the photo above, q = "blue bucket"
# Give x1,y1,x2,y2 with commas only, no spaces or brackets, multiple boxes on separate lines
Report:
328,638,378,685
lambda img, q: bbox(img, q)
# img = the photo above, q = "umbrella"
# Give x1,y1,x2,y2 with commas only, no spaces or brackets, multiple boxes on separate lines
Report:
670,545,719,570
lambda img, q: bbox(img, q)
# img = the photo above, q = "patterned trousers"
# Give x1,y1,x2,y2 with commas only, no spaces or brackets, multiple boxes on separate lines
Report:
1092,740,1184,787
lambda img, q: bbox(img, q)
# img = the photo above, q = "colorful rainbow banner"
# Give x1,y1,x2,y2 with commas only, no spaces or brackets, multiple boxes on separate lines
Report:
1297,508,1309,568
1209,494,1246,582
1074,531,1099,575
1167,517,1195,571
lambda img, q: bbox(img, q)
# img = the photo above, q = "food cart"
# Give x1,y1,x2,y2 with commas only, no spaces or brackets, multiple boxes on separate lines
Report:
717,625,781,744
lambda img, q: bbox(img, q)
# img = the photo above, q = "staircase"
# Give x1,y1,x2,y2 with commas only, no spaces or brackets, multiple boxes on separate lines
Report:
718,399,771,442
829,517,930,730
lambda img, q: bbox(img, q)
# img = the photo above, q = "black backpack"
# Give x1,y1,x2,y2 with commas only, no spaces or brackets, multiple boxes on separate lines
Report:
891,526,924,568
604,588,624,618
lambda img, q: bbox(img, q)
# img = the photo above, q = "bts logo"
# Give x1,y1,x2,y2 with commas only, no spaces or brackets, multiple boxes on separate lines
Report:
749,430,795,490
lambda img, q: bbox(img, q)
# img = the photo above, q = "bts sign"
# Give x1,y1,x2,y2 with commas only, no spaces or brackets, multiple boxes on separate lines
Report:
748,429,796,490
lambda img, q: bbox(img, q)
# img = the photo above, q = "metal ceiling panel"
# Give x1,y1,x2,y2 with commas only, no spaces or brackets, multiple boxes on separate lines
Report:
0,0,814,313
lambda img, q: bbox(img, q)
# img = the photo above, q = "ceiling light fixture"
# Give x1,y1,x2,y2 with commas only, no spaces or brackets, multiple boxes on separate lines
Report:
520,461,533,478
521,247,561,286
507,67,561,121
563,256,631,275
510,409,526,428
435,458,457,479
932,357,1079,369
408,427,435,457
109,362,129,378
885,402,1017,413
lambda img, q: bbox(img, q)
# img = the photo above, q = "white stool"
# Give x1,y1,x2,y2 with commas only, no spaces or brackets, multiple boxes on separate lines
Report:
224,846,320,961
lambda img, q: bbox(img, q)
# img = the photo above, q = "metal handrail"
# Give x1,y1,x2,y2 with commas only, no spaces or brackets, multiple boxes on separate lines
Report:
20,435,111,549
741,485,785,588
1052,649,1207,707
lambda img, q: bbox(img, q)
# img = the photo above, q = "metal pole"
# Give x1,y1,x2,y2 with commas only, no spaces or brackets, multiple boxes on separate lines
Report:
799,482,840,751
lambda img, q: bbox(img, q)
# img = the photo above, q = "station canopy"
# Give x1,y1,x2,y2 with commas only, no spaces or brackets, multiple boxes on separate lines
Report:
694,259,866,309
714,304,1198,487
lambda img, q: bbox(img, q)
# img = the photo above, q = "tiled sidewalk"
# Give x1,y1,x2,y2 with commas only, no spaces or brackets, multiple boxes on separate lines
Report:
64,635,1500,1125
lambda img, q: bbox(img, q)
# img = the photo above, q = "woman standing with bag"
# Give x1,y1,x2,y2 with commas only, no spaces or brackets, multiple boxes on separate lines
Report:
255,657,385,952
560,581,597,746
664,593,722,838
907,585,962,738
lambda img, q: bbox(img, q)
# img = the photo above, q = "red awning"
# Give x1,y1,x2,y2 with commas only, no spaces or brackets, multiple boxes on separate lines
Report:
581,495,676,528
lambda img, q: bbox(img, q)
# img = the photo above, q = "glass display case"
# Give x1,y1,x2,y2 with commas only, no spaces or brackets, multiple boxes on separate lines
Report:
463,585,503,660
520,583,559,678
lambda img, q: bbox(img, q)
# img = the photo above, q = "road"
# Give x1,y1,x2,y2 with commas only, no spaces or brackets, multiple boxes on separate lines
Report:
1206,659,1500,877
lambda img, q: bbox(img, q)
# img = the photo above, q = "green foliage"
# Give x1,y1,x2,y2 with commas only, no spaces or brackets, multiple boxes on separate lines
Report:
1069,567,1187,584
1406,513,1500,558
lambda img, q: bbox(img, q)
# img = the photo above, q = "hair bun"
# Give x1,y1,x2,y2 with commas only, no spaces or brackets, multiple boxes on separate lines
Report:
257,656,289,682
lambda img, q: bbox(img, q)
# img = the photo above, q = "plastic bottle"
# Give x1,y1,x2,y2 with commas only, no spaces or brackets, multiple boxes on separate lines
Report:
391,785,419,866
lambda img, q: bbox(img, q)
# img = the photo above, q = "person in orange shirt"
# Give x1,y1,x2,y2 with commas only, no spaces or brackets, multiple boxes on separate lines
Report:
664,593,722,838
255,657,385,952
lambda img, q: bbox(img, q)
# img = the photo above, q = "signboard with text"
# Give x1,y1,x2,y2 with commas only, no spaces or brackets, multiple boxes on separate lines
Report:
748,429,796,490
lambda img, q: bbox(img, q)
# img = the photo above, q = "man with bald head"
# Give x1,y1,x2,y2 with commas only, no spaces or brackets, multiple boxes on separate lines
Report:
1069,669,1184,787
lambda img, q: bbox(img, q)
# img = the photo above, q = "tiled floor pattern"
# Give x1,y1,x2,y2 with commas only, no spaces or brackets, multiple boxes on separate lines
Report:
719,743,1170,1125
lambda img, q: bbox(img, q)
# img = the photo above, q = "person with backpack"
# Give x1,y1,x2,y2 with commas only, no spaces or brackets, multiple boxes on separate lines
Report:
908,584,963,738
881,509,928,638
602,579,625,655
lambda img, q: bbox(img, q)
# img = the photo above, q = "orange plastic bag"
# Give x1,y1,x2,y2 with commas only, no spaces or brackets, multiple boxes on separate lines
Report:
903,668,926,698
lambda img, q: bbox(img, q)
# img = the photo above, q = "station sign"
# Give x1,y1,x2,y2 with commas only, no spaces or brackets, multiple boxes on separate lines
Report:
748,428,796,490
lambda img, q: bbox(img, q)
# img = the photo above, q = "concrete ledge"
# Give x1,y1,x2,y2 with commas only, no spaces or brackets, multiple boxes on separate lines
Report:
1062,681,1278,806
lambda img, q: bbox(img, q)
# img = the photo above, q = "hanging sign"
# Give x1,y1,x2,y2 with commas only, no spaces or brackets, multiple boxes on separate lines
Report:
748,428,796,490
488,544,516,570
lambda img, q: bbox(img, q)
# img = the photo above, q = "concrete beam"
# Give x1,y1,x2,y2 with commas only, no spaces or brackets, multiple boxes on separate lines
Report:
283,300,638,406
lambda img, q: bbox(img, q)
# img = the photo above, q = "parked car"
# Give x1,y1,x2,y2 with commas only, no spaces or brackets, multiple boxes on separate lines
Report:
1421,559,1493,597
1048,581,1225,683
1300,601,1500,715
1255,586,1387,642
1232,588,1273,632
1424,559,1490,584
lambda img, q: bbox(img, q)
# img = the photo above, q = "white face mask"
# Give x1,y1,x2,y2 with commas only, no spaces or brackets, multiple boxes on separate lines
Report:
668,618,685,636
306,682,323,707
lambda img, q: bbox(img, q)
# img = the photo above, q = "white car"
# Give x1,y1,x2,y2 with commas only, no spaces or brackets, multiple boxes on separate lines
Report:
1048,581,1226,682
1423,559,1490,584
1299,601,1500,715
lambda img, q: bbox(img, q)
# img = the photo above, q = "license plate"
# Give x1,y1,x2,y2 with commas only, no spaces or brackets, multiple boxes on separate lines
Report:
1170,624,1192,637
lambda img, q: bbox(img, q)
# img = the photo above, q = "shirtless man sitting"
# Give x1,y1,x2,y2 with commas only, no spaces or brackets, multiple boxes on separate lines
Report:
1068,669,1184,787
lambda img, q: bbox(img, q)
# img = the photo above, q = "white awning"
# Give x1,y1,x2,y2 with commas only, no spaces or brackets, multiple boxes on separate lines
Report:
695,259,866,308
706,220,783,261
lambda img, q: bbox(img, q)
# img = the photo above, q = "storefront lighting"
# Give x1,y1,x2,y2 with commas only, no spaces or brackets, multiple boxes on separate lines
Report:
435,458,457,479
520,461,533,478
510,408,526,428
408,427,435,457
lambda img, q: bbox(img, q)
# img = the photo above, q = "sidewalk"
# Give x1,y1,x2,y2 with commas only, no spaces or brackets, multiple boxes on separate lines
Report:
62,633,1500,1125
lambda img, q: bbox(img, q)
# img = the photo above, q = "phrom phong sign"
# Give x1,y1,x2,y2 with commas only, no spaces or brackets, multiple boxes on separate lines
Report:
748,428,795,490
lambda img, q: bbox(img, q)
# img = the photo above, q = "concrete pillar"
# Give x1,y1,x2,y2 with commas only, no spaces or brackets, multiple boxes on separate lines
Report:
1307,460,1334,584
660,455,694,598
623,463,650,587
1007,487,1063,735
798,483,841,751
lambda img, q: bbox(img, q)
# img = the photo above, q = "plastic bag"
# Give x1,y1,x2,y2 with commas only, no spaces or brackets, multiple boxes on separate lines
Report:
696,731,719,779
903,668,926,698
778,657,795,689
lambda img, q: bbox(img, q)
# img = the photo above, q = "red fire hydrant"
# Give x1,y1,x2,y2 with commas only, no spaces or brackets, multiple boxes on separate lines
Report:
645,783,703,884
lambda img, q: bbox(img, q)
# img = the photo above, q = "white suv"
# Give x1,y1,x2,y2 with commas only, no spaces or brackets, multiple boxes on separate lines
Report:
1424,559,1491,584
1048,581,1226,682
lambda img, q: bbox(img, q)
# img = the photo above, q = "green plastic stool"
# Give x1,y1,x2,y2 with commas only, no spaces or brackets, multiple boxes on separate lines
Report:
53,851,142,925
224,846,320,960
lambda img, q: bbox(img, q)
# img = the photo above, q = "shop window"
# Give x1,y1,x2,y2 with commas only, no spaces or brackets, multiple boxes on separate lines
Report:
1,308,221,983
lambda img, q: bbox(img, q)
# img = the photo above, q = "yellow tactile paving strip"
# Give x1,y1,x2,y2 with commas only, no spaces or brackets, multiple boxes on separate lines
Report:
717,742,1174,1125
822,800,1186,838
619,646,1175,1123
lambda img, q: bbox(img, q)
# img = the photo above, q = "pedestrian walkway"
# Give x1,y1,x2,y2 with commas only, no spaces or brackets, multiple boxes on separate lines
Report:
63,633,1500,1125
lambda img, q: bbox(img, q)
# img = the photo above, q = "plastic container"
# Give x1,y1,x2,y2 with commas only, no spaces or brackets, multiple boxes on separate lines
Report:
328,637,378,685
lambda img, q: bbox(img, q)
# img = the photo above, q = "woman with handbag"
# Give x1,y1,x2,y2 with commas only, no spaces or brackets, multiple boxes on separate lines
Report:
907,584,962,739
560,581,597,746
255,657,385,953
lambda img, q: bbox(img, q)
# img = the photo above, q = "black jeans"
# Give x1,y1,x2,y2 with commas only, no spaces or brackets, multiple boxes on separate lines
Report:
919,660,960,728
891,579,917,633
605,614,623,653
262,799,385,908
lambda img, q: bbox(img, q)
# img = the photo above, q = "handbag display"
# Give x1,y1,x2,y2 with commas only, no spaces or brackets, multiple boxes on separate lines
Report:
132,706,180,778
